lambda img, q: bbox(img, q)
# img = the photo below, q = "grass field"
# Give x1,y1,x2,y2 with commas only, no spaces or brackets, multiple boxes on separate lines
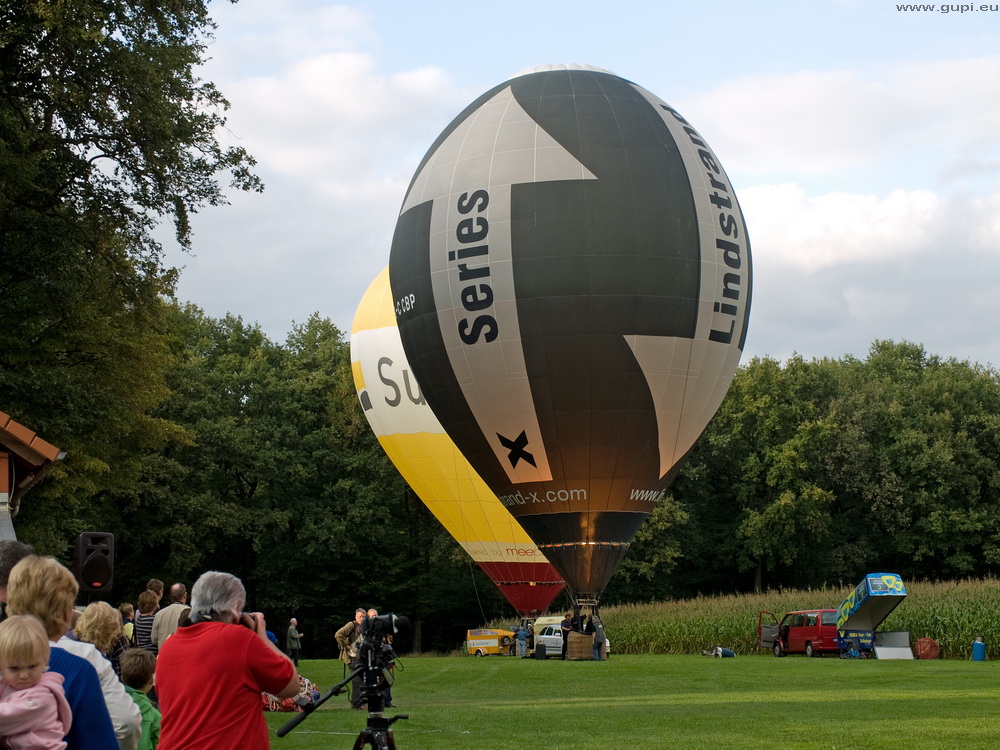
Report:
266,655,1000,749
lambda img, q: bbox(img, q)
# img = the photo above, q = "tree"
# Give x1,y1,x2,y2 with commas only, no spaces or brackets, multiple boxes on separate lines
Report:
82,307,495,654
667,355,841,591
665,341,1000,596
0,0,260,255
603,497,689,603
829,341,1000,578
1,0,262,558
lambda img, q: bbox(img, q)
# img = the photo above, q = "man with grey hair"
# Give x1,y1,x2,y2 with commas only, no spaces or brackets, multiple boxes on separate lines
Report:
286,617,303,666
336,607,367,709
156,571,298,749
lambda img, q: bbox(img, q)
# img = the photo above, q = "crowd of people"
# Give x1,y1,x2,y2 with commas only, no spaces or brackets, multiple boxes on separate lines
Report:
0,537,622,748
0,540,304,750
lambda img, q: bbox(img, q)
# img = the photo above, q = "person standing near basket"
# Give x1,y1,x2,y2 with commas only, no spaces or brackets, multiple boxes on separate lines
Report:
515,624,528,657
559,613,573,660
591,616,607,661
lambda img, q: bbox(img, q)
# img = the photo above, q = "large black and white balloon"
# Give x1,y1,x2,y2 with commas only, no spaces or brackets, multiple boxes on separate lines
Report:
388,64,752,603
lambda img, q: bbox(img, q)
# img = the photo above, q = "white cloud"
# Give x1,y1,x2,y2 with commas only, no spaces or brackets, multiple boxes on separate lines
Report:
739,184,943,269
221,54,459,180
679,55,1000,185
670,55,1000,365
167,7,474,341
741,182,1000,365
202,2,374,74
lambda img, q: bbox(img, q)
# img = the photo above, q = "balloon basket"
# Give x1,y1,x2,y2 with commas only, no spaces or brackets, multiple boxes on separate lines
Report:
565,631,593,661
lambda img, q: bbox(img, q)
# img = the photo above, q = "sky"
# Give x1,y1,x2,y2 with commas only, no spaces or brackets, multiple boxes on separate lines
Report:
162,0,1000,368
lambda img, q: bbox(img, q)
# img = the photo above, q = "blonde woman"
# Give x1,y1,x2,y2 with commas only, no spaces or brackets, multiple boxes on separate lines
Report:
76,603,132,680
7,555,123,748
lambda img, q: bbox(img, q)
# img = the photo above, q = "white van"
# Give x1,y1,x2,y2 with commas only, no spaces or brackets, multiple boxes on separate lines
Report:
531,616,564,632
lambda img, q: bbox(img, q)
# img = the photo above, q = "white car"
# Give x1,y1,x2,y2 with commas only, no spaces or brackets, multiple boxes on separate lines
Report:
535,624,564,655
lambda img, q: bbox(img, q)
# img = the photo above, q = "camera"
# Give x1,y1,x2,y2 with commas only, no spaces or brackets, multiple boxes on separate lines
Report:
277,612,410,746
362,613,408,641
355,614,409,699
239,612,258,630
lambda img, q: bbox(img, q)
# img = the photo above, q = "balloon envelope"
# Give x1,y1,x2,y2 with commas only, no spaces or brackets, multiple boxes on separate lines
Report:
388,65,751,601
351,267,565,615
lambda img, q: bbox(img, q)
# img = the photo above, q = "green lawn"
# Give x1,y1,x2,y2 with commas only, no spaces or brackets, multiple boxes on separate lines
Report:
267,655,1000,749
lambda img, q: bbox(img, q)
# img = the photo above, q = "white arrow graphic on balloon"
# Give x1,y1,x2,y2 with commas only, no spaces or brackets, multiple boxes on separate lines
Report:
400,85,597,485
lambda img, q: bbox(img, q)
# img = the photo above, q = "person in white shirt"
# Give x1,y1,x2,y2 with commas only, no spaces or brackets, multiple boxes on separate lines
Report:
151,583,189,651
58,630,142,749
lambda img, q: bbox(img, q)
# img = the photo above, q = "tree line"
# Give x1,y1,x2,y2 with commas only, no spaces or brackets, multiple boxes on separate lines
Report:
4,1,1000,654
610,341,1000,602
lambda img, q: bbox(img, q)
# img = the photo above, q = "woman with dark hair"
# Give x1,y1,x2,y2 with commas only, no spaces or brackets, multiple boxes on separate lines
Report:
134,591,158,655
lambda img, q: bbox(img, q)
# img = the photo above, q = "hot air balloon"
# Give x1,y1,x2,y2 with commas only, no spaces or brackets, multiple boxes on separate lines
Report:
388,65,751,606
351,267,565,616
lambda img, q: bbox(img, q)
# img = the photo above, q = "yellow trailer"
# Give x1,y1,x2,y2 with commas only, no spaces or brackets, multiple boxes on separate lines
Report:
466,629,516,656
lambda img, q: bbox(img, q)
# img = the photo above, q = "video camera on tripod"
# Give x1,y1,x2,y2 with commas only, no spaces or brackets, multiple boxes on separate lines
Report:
277,613,410,749
356,613,408,705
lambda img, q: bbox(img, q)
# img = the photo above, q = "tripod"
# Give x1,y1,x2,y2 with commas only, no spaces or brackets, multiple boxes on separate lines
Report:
352,703,406,749
277,653,407,748
351,659,407,750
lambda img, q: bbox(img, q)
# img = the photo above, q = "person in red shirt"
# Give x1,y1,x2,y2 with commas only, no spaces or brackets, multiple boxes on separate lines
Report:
156,571,298,750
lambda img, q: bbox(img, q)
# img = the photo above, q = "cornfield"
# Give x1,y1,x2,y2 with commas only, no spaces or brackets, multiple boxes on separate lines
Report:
494,578,1000,659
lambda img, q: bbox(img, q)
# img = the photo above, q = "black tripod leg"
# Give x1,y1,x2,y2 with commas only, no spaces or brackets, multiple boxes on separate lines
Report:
353,729,391,750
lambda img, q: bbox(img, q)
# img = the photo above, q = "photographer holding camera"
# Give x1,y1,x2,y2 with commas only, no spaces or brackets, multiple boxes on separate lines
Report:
156,571,298,749
335,608,366,709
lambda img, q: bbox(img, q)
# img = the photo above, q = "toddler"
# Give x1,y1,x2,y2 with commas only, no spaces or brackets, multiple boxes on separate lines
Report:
0,614,72,749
